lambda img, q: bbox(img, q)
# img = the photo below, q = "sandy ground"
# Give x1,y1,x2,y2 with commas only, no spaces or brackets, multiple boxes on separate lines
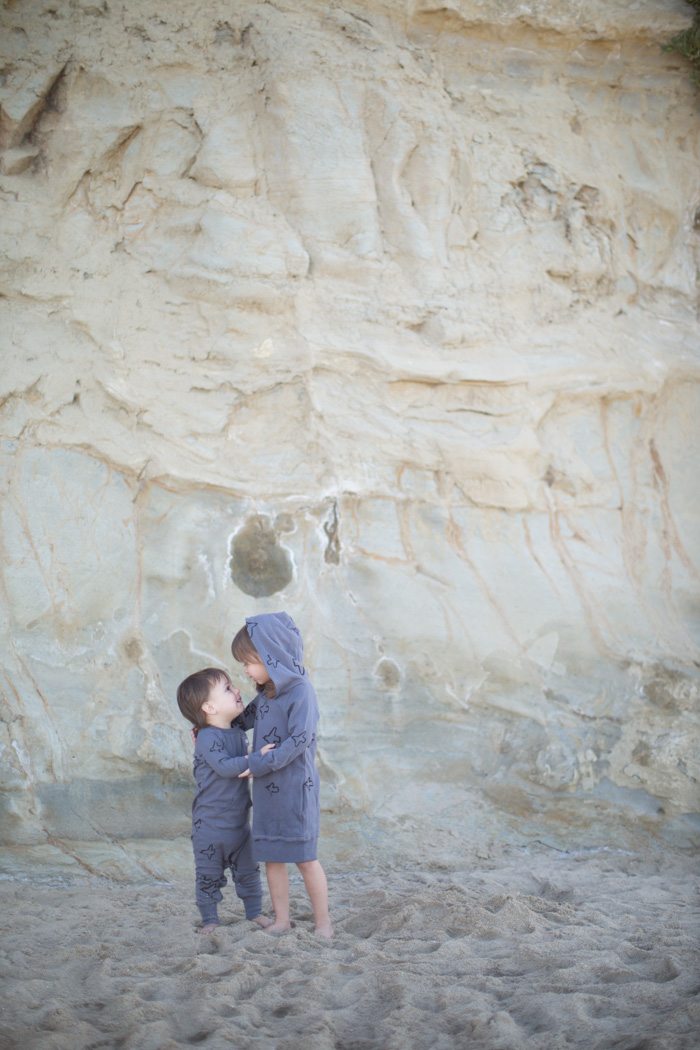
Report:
1,842,699,1050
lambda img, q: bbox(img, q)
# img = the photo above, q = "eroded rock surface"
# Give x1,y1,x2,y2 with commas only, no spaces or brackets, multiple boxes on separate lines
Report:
1,0,699,864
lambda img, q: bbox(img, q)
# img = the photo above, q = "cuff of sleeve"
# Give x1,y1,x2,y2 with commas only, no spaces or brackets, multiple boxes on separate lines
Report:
247,752,269,776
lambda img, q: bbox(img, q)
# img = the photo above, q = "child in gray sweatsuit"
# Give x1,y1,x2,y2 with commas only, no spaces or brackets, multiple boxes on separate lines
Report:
176,667,275,933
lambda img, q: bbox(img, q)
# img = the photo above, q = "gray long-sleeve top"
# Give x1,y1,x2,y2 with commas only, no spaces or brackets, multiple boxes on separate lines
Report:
191,724,251,833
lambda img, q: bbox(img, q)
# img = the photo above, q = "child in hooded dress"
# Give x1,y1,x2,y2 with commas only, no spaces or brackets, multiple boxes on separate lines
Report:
231,612,334,938
176,667,276,934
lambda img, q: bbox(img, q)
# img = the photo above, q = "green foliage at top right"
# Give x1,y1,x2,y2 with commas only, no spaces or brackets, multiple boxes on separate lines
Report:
664,0,700,85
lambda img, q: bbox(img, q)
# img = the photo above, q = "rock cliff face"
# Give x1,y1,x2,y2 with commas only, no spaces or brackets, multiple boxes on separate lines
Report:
1,0,699,864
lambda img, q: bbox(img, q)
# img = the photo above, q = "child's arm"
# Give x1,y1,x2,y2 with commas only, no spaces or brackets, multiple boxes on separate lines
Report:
247,688,316,777
236,743,275,777
197,731,249,778
233,698,257,732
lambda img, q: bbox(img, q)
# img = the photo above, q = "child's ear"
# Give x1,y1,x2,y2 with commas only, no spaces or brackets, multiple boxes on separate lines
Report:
202,700,215,714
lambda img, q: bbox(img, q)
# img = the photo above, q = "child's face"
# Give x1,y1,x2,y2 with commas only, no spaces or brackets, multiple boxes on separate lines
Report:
204,676,244,724
242,659,272,687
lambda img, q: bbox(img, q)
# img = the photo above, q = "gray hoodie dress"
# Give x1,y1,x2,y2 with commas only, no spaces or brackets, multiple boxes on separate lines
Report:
239,612,321,863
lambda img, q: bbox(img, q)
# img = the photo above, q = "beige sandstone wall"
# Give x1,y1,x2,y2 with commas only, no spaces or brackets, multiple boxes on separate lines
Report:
1,0,699,865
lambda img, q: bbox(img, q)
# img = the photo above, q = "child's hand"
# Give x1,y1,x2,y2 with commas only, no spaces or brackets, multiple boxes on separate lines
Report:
237,744,274,778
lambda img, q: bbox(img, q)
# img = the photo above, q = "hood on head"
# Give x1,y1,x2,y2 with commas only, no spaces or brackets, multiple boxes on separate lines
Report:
246,612,306,693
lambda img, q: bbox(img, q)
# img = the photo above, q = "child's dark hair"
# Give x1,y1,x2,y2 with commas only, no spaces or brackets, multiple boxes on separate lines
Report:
231,625,276,699
177,668,230,728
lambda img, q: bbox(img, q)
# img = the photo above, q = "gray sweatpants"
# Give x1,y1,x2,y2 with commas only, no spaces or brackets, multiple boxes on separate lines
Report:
193,824,262,926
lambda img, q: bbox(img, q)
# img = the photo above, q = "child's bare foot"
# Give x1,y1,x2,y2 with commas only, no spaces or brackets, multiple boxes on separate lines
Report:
314,921,334,939
251,915,274,929
263,920,292,935
198,923,218,935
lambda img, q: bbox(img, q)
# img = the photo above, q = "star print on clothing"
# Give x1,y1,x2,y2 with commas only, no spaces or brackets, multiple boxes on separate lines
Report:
266,782,280,794
264,727,281,746
256,700,270,722
247,620,258,637
293,660,306,676
209,738,225,753
193,819,202,831
266,654,279,668
196,874,223,899
303,777,314,790
199,843,217,860
292,731,307,747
